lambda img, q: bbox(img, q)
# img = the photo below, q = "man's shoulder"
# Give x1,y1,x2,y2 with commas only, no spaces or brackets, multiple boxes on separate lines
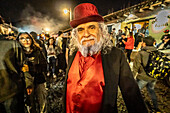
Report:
103,47,124,58
110,47,123,54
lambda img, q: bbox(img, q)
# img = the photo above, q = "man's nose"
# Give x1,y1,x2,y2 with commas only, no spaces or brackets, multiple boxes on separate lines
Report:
83,29,90,38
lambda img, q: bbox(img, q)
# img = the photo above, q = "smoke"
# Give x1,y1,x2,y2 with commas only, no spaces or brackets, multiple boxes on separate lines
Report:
17,4,67,34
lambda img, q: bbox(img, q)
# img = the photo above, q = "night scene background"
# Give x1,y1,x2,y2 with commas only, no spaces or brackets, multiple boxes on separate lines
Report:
0,0,143,33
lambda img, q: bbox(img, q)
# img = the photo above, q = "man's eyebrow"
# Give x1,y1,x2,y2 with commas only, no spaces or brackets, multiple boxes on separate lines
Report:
77,27,84,30
88,25,95,28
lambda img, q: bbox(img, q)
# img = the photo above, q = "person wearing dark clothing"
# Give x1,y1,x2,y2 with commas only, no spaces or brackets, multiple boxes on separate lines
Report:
133,36,161,112
16,32,47,113
161,29,170,41
157,29,170,50
61,37,67,72
116,33,127,51
116,29,122,44
0,38,33,113
56,31,67,73
30,31,47,58
63,3,148,113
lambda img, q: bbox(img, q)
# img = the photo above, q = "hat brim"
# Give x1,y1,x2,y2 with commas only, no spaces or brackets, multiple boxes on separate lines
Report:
70,15,104,28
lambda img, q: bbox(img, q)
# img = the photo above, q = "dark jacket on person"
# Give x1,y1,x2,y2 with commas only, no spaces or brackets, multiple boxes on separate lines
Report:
117,38,127,48
24,47,47,84
37,39,47,59
63,47,148,113
0,39,33,103
133,46,157,81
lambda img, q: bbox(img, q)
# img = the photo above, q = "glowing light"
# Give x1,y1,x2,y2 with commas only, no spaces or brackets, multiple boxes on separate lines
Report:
45,28,50,32
8,28,12,32
63,8,72,21
64,9,69,14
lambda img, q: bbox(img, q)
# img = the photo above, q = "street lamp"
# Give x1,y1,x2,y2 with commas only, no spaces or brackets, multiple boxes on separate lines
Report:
63,8,72,21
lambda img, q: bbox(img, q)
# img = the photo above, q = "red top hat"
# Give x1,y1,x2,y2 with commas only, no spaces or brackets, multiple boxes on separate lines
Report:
70,3,104,28
164,29,169,33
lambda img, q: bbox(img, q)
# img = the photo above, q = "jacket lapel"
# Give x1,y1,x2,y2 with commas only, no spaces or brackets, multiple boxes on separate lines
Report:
101,49,119,113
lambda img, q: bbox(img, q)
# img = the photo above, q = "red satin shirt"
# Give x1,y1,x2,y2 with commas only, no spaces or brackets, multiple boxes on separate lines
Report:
66,51,105,113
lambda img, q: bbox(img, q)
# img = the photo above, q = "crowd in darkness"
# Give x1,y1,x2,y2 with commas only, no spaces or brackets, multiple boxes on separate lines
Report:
0,27,70,112
0,2,169,113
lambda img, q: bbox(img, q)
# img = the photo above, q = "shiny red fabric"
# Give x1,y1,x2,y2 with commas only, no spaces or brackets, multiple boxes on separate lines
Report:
66,51,105,113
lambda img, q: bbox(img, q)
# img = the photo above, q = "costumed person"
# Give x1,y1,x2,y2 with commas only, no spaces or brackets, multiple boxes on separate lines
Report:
63,3,148,113
161,29,170,41
157,29,170,50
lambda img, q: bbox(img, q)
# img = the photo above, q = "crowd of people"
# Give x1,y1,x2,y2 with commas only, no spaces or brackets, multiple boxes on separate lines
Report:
0,29,69,113
110,24,170,63
0,2,169,113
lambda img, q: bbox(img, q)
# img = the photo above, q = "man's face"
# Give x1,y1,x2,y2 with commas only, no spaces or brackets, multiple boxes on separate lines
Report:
165,33,169,35
77,22,100,47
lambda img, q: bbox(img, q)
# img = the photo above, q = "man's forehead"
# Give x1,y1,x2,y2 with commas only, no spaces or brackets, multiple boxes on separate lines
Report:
77,22,99,28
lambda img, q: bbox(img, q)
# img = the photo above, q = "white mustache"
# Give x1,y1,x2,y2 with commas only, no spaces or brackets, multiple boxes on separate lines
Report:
80,36,97,45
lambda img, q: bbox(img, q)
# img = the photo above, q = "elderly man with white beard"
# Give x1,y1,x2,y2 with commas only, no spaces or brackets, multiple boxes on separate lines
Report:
63,3,148,113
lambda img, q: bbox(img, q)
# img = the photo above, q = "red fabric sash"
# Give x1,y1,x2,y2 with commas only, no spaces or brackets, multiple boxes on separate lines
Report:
66,51,105,113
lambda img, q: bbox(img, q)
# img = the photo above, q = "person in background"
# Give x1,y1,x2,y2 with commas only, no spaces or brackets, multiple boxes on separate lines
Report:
56,31,67,73
116,29,122,44
63,3,148,113
0,36,33,113
110,28,116,45
46,37,57,78
158,34,170,50
133,26,138,36
135,36,144,51
56,31,63,51
122,32,134,63
30,31,47,58
161,29,170,41
133,36,161,112
133,26,138,48
124,26,130,36
138,23,149,37
16,32,47,113
116,33,127,51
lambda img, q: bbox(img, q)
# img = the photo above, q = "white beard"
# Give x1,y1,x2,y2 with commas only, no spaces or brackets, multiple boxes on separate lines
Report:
78,36,102,57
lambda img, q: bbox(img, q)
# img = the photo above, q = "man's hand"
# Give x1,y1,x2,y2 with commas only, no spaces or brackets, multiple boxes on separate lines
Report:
27,88,33,95
22,64,29,72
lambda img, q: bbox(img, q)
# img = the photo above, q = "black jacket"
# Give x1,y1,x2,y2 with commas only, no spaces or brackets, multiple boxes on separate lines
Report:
63,47,148,113
0,39,33,102
24,47,47,84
